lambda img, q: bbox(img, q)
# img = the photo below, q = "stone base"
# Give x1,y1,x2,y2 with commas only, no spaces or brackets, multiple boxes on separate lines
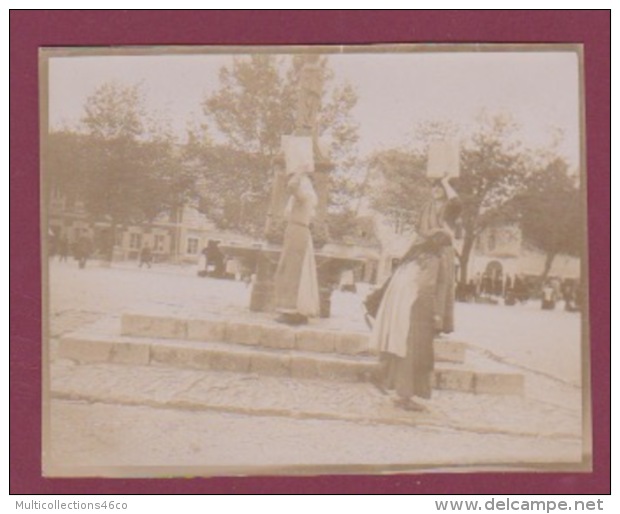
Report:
249,251,278,313
59,333,377,383
120,313,466,362
59,316,524,395
246,247,347,318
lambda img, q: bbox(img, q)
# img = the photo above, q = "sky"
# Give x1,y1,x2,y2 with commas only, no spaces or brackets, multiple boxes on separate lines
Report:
46,47,581,167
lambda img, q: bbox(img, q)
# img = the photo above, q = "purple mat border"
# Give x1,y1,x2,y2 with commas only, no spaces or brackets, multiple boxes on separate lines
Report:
10,10,610,494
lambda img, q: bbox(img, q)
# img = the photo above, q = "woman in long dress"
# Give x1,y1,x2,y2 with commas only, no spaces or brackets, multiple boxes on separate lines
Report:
370,231,452,411
273,171,320,325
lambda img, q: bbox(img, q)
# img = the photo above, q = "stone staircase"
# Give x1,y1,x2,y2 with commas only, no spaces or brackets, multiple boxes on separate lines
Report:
57,313,524,395
58,314,524,394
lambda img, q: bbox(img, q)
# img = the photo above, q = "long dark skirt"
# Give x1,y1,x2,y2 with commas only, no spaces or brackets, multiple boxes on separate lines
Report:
436,246,455,333
379,292,436,400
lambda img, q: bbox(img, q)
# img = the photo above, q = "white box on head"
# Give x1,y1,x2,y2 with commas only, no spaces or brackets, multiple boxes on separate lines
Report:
427,140,460,178
282,135,314,175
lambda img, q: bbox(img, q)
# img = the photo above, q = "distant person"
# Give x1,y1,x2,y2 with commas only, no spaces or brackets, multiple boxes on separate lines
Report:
504,274,513,296
512,275,523,302
504,290,517,306
504,274,516,306
564,288,578,312
481,273,492,298
204,240,225,277
48,231,57,258
562,280,579,312
417,175,460,334
575,282,585,312
467,279,477,302
201,246,209,269
139,244,153,269
57,236,69,262
74,235,92,269
541,282,556,310
455,281,467,302
494,274,504,297
473,272,482,300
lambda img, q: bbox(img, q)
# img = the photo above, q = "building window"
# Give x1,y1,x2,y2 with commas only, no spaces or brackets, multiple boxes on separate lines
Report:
154,234,166,252
186,237,199,255
129,233,142,250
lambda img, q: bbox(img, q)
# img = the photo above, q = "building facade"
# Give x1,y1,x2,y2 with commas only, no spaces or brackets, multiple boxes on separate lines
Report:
47,186,255,265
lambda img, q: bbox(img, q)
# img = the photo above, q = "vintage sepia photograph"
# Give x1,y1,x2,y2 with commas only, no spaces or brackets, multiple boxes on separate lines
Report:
41,44,589,477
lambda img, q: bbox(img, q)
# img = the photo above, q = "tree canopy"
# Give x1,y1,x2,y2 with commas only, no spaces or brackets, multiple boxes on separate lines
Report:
369,112,581,281
187,54,360,238
367,147,429,232
515,157,582,278
47,82,196,255
456,113,529,281
46,69,582,278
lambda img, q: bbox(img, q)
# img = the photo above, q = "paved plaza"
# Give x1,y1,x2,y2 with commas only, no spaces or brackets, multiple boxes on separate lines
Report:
45,259,587,476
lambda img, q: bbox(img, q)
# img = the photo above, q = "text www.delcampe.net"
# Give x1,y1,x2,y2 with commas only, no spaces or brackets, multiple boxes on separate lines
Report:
435,499,604,513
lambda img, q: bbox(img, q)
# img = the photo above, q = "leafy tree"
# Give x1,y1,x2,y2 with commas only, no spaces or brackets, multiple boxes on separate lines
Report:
371,113,583,283
189,143,272,237
456,112,528,282
370,113,529,282
368,120,462,231
367,147,430,232
47,81,195,257
326,209,379,245
516,157,582,279
203,55,295,156
45,130,90,205
82,82,146,140
189,54,360,238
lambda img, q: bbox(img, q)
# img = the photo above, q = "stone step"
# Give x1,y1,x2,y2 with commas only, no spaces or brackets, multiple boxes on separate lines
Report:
120,313,467,364
58,323,524,395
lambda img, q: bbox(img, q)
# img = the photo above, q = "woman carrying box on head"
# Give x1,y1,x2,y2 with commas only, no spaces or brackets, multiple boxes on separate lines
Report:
273,168,321,326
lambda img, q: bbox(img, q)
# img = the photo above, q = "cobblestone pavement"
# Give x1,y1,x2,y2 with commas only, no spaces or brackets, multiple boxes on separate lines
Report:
51,358,582,438
47,400,583,476
45,260,587,475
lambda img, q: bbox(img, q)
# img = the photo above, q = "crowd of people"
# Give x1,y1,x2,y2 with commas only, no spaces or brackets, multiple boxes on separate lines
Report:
48,233,93,269
456,273,528,304
455,273,582,312
49,231,155,271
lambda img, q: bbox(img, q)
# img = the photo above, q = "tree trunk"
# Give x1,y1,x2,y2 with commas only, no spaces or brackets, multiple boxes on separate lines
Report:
107,221,117,264
458,233,476,284
540,252,557,281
